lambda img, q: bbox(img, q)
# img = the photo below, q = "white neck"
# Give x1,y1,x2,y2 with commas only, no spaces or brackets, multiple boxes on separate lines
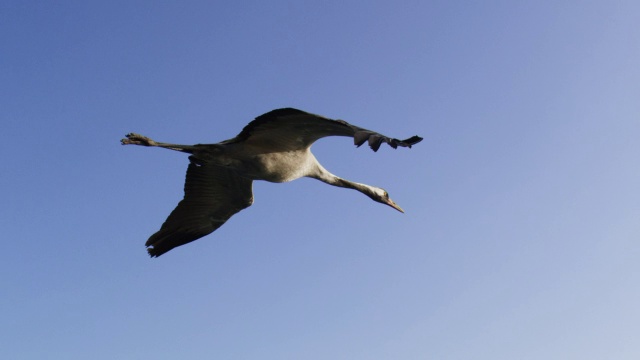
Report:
306,158,375,197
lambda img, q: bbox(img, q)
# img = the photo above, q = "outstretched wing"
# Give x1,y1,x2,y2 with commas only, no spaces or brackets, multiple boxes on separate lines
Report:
227,108,423,152
145,159,254,257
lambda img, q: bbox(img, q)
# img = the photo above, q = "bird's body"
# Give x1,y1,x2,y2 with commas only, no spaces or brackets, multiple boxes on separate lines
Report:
122,108,422,257
221,144,317,182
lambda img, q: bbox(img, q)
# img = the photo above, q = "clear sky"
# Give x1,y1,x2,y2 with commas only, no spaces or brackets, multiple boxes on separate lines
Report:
2,1,639,359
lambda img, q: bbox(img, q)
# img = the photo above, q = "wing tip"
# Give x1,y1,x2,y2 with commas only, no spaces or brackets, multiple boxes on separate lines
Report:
402,135,423,146
146,246,162,258
355,133,423,151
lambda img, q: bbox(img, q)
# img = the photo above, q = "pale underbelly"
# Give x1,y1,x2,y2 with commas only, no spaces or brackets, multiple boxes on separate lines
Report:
236,152,315,183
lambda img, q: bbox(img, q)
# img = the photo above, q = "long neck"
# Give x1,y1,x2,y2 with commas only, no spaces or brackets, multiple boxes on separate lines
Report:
307,160,374,197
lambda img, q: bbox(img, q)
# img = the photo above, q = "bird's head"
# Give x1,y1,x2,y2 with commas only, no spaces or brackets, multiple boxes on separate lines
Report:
366,186,405,213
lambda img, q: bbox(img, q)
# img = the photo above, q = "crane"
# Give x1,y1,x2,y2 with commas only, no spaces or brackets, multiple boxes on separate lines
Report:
121,108,423,257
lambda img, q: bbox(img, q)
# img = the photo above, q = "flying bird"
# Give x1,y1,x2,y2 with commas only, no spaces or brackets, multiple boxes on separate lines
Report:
121,108,423,257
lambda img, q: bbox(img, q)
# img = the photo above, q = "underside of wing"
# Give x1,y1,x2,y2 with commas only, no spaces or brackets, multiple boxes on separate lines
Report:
230,108,423,152
145,159,254,257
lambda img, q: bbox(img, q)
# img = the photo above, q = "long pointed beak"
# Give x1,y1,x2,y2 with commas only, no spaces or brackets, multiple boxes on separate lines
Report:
386,198,405,213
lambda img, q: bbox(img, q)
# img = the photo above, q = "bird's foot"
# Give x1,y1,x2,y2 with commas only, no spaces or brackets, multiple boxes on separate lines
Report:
121,133,157,146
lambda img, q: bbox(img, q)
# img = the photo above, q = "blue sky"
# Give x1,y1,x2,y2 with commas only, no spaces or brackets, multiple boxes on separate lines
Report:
2,1,639,359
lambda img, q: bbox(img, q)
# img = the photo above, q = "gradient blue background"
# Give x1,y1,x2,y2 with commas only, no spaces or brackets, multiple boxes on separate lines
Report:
2,1,639,359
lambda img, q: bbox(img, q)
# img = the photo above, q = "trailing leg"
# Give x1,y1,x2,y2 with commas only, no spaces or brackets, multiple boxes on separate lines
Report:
120,133,197,153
